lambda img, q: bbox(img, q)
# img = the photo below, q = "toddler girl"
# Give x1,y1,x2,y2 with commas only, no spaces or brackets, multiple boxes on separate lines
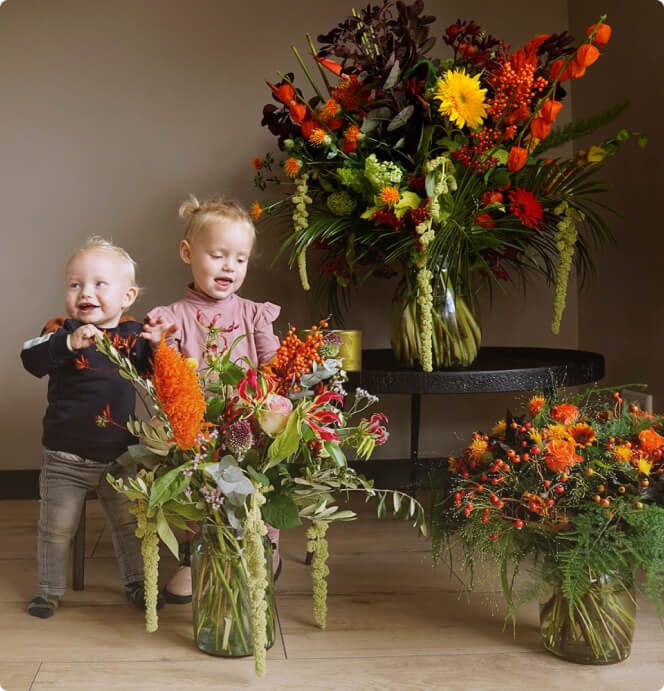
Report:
142,196,281,603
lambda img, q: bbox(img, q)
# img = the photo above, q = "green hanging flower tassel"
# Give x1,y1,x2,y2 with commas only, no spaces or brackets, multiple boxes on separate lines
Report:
306,520,330,628
246,488,269,677
292,173,312,291
131,500,159,633
551,201,583,334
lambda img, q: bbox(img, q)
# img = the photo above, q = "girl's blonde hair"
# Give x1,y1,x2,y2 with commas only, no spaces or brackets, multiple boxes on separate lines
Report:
71,236,139,288
179,194,256,246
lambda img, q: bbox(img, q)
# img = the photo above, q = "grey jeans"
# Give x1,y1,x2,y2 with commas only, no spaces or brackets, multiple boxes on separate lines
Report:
37,448,144,597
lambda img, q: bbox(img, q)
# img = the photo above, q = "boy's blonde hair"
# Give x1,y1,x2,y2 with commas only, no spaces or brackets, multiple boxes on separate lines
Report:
70,236,139,288
179,194,256,246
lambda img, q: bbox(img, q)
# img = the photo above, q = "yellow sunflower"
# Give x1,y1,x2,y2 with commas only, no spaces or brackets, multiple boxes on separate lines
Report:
434,69,488,130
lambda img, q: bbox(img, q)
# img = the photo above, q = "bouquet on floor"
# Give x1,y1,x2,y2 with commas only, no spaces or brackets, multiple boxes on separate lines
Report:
252,1,644,371
432,388,664,663
96,317,425,676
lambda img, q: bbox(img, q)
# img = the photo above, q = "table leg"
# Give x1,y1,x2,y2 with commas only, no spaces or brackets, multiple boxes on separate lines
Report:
410,393,421,488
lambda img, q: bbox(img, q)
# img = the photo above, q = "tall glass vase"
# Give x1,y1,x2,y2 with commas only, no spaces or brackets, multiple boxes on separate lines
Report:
191,524,276,657
391,268,481,369
539,571,636,664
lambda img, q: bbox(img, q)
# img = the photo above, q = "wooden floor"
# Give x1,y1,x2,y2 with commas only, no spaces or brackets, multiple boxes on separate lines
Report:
1,498,663,690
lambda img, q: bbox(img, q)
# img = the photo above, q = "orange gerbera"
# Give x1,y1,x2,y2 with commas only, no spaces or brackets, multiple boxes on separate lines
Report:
152,338,207,450
613,444,633,463
380,186,400,206
638,428,664,454
250,202,263,220
528,395,546,418
283,157,301,178
544,438,582,473
568,423,596,447
551,403,580,425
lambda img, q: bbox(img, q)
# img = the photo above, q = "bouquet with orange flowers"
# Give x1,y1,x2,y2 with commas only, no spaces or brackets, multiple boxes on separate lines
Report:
95,320,424,676
254,1,644,372
433,388,664,664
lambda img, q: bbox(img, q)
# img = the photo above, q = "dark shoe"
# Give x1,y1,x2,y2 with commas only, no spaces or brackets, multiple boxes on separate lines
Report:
162,585,193,605
28,593,60,618
125,581,165,610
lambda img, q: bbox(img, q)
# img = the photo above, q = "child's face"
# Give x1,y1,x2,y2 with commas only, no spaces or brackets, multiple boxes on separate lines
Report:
180,219,253,300
65,250,137,328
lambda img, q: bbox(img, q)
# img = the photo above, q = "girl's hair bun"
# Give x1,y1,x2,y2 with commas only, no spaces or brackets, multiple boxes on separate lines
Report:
178,194,202,220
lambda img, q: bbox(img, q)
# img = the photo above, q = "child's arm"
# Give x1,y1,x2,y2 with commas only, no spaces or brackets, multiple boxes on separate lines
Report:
253,302,281,364
21,322,95,377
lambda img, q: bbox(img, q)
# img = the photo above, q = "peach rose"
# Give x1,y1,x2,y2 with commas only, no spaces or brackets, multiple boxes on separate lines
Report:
259,393,293,435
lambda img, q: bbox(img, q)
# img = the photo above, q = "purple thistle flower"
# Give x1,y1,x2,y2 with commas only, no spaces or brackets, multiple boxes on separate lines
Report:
223,420,254,456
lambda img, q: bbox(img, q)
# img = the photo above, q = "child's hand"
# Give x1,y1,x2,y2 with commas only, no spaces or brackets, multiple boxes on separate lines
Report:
141,316,177,347
68,324,100,351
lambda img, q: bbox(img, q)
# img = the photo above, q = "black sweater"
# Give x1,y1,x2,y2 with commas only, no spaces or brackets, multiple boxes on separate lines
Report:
21,319,152,462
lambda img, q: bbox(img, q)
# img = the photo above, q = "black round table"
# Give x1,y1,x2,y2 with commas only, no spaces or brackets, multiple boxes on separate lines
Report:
348,347,605,480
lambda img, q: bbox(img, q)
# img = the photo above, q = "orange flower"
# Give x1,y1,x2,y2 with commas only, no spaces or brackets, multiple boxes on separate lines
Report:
332,76,364,111
283,157,301,178
528,395,546,418
551,403,580,425
544,438,582,473
613,444,633,463
152,338,207,450
308,128,327,145
491,420,506,437
508,146,528,173
320,99,340,121
343,125,361,153
530,117,551,140
380,186,400,206
567,59,586,79
252,157,263,170
250,202,263,220
576,44,600,68
587,22,611,46
638,428,664,454
568,423,596,447
266,81,307,124
524,34,551,54
543,424,572,442
468,437,488,462
540,100,562,123
549,59,570,83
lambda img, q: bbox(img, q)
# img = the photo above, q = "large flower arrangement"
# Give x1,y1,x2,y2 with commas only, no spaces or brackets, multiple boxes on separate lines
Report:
253,2,644,371
432,389,664,662
97,318,425,676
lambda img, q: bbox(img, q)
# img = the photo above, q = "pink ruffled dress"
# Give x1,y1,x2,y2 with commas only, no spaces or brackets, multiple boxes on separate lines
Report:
146,284,281,368
146,285,282,568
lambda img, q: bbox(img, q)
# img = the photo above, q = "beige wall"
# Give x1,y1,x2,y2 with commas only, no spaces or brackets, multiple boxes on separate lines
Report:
571,0,664,405
3,0,582,471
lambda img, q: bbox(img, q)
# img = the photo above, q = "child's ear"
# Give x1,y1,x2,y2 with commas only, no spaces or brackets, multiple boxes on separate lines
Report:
122,286,138,310
179,239,192,265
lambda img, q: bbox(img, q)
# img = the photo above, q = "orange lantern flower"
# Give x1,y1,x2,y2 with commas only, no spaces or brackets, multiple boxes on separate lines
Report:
576,44,600,68
550,59,570,83
541,100,563,124
508,146,528,173
567,59,586,79
530,117,551,140
586,22,611,46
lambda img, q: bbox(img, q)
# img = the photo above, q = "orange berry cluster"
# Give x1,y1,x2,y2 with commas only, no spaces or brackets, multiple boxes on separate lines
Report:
270,320,328,391
487,55,548,127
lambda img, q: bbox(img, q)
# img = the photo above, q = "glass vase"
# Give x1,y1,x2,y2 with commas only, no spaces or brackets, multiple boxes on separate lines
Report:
539,572,636,664
390,268,481,368
191,524,276,657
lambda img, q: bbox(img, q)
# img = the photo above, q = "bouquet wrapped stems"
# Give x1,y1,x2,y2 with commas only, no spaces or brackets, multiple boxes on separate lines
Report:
391,271,481,368
539,572,636,664
191,524,276,659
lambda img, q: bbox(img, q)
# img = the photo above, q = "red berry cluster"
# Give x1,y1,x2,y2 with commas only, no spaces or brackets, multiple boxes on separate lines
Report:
321,255,350,279
372,208,404,231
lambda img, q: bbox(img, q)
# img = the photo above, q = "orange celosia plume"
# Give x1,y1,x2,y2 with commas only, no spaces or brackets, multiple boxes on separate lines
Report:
152,338,207,450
